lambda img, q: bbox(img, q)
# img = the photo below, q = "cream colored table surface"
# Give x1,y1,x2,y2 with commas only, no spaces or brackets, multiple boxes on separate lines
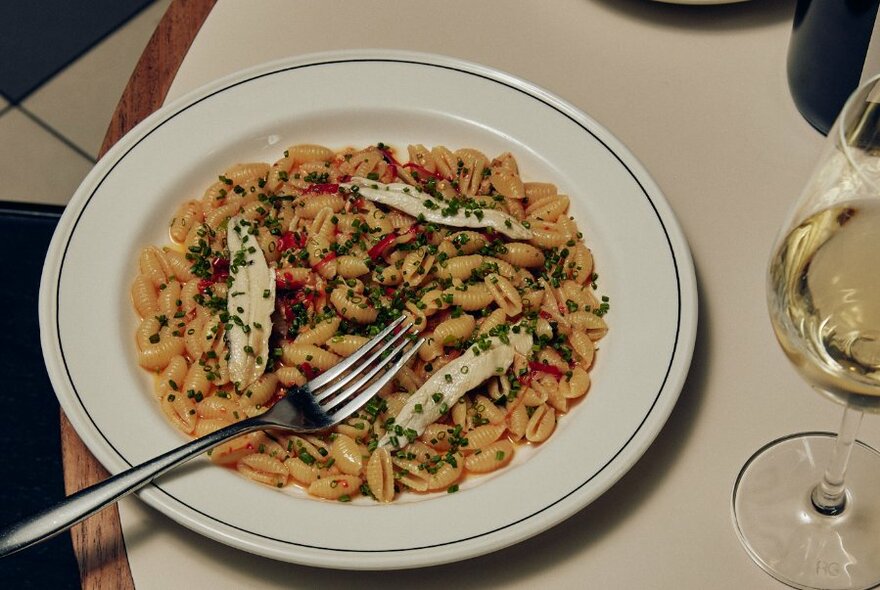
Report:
117,0,879,588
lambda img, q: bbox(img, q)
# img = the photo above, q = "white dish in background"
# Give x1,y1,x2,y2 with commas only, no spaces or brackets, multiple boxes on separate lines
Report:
40,50,697,570
653,1,750,4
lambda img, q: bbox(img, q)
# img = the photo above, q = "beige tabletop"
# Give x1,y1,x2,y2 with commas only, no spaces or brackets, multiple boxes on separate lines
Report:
112,0,880,587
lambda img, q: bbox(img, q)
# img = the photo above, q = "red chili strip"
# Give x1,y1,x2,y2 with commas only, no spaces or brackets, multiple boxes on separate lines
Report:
293,289,316,305
380,145,447,184
277,231,307,252
299,362,321,380
210,257,229,283
304,183,339,194
312,251,337,271
367,224,423,261
527,361,565,379
367,232,400,260
378,147,400,178
275,272,305,291
403,161,444,181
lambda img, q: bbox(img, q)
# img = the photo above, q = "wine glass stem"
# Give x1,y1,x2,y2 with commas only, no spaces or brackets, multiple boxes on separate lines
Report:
811,403,864,516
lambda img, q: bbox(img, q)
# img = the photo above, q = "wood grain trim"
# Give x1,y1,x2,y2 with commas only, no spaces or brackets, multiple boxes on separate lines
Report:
100,0,218,156
61,1,216,588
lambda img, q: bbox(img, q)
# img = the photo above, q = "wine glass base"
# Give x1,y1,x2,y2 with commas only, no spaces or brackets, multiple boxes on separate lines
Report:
732,433,880,590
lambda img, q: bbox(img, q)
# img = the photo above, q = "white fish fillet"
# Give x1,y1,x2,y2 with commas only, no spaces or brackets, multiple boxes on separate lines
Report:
341,177,533,240
379,331,533,448
226,215,275,390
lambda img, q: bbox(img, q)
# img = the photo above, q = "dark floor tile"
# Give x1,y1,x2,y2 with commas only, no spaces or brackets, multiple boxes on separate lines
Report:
0,203,80,589
0,1,153,103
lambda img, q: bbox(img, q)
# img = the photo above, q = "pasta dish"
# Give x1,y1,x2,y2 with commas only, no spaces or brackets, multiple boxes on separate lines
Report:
130,142,608,502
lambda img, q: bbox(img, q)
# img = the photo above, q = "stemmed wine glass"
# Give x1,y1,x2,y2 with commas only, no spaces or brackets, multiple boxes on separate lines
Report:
733,75,880,590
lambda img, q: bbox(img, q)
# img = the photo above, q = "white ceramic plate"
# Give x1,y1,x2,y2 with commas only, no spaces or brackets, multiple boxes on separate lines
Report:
40,50,697,570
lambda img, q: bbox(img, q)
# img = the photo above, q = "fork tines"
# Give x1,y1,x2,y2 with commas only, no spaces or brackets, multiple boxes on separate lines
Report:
306,316,423,421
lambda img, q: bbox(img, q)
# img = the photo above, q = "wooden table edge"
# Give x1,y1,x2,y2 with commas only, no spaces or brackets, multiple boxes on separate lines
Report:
60,1,216,588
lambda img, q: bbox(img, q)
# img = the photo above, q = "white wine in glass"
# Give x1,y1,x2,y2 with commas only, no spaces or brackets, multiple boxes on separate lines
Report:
733,76,880,590
771,200,880,409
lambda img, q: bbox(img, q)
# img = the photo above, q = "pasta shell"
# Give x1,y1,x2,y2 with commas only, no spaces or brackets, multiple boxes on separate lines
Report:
498,242,545,268
330,434,364,476
238,453,287,487
465,440,514,474
525,404,556,443
308,475,362,500
210,432,263,465
464,423,506,450
366,447,395,502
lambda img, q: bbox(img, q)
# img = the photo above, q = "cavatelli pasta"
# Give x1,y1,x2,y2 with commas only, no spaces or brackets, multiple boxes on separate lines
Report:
335,255,370,278
568,329,596,368
297,193,345,218
445,231,487,255
138,333,185,371
335,416,372,441
330,286,379,323
527,220,569,249
524,181,557,199
157,279,181,319
156,355,187,400
275,365,307,387
291,143,335,164
238,452,287,487
465,440,514,474
526,194,570,221
454,148,490,197
223,162,269,186
159,389,197,433
446,282,495,311
325,334,370,356
131,141,609,503
498,242,545,268
472,394,507,425
526,404,556,443
139,247,168,287
309,475,362,500
435,254,483,281
294,316,340,346
201,180,229,207
131,274,158,317
281,343,341,371
464,423,506,450
329,434,364,476
476,308,507,336
366,447,394,502
402,301,428,332
400,247,435,288
432,314,476,347
197,395,238,420
285,456,322,485
169,199,202,243
484,273,522,317
241,373,279,407
490,167,524,200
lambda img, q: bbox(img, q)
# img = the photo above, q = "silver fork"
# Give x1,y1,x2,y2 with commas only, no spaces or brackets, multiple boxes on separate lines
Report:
0,316,422,558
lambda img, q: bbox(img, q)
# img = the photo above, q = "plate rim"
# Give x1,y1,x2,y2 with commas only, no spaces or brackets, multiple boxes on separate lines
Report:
39,49,698,570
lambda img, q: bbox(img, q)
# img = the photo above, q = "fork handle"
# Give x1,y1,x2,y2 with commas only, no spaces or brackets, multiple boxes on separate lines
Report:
0,418,264,559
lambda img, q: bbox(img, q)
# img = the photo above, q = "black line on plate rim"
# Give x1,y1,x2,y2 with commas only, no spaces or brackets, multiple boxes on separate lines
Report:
54,56,686,556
